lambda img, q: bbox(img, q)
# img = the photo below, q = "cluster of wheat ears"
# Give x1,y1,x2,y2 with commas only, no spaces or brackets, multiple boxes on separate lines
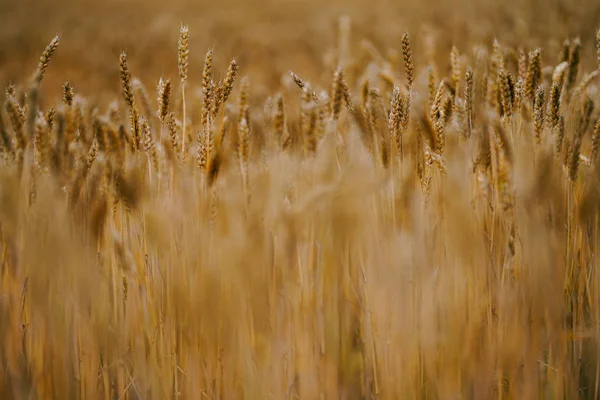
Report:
2,17,600,399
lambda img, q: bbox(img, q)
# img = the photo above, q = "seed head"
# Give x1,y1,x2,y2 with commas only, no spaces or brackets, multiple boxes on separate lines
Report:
157,78,171,124
63,82,74,106
222,59,239,104
119,52,135,107
35,35,60,83
401,33,414,90
178,25,190,84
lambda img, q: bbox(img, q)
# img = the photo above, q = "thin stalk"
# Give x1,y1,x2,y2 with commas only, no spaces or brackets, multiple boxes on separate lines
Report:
181,84,186,163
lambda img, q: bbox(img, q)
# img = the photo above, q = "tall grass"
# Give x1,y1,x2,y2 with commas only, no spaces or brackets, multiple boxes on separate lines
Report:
2,10,600,400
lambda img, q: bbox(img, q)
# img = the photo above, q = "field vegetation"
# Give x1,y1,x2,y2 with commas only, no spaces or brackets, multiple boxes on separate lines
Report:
2,0,600,398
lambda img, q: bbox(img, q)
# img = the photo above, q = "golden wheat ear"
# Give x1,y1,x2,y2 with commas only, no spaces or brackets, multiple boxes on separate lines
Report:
546,62,567,130
157,78,172,124
222,59,239,105
201,49,214,129
63,82,74,107
388,86,401,156
330,67,344,121
272,93,285,150
401,33,414,90
178,25,189,85
525,48,541,102
302,98,318,156
166,112,180,159
34,35,60,83
141,116,159,173
119,52,135,108
119,52,142,150
6,94,25,151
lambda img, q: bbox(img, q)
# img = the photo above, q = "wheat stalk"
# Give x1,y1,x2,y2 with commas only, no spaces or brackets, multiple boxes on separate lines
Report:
178,25,189,160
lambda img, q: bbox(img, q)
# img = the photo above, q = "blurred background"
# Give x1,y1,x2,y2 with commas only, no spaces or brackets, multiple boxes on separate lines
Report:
0,0,599,101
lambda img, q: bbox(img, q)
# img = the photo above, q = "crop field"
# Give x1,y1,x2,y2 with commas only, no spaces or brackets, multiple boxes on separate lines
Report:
2,0,600,398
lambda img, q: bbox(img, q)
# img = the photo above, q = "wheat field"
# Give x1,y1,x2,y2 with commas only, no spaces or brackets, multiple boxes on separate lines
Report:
2,0,600,398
